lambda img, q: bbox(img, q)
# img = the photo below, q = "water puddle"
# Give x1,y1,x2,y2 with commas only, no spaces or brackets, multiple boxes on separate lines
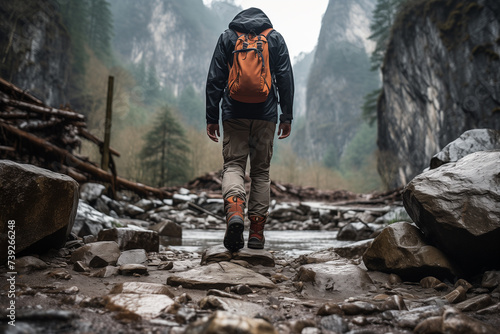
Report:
167,229,353,257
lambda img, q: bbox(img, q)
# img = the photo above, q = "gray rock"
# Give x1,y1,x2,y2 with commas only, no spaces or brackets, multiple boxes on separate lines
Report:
441,307,500,334
374,207,411,224
199,296,264,317
363,222,458,281
337,222,374,241
294,259,373,297
481,271,500,289
118,264,148,276
234,248,275,267
79,182,106,204
149,220,182,238
403,151,500,275
430,129,500,169
105,293,174,320
184,311,277,334
334,239,373,259
124,203,145,217
90,266,119,278
70,241,120,267
455,294,493,312
167,262,276,290
0,160,79,262
116,249,148,266
73,201,116,237
110,282,174,298
319,314,348,333
15,256,48,274
97,227,159,252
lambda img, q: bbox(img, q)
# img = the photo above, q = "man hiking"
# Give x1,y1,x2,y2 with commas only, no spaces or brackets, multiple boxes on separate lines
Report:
205,7,294,252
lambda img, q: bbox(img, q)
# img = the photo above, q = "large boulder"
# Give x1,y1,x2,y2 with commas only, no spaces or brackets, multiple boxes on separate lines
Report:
0,160,79,261
430,129,500,169
403,151,500,275
362,222,458,281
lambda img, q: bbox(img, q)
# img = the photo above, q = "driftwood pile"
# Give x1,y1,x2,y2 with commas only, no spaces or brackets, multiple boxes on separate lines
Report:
185,170,403,204
0,77,171,198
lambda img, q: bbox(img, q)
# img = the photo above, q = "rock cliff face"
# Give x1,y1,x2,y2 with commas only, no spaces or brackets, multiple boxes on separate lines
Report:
300,0,377,162
377,0,500,189
0,1,70,106
110,0,239,96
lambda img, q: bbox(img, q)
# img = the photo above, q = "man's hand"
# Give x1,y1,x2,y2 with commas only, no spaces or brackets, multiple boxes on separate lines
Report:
207,123,220,142
278,122,291,139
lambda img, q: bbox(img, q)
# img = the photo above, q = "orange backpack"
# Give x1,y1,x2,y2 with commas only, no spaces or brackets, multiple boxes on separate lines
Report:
228,28,273,103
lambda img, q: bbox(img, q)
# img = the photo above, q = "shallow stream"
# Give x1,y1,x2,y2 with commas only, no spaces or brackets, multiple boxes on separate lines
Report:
168,229,352,257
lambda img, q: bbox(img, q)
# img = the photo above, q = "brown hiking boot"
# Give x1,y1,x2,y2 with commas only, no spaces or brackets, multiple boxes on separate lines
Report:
223,196,245,252
248,214,267,249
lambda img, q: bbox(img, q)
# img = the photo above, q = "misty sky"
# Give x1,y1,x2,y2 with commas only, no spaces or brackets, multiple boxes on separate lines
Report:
204,0,329,61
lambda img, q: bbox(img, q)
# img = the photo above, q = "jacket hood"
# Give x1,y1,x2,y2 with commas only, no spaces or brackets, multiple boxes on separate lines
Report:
228,7,273,34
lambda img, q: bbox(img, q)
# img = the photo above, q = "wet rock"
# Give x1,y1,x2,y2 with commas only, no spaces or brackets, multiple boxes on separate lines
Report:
337,222,374,241
477,302,500,315
341,301,378,315
200,245,232,264
97,227,159,252
47,269,72,280
333,239,373,259
414,315,444,334
234,248,275,267
230,284,253,295
430,129,500,169
199,296,264,317
442,307,500,334
395,305,443,329
167,262,276,289
116,249,148,266
118,264,148,276
455,294,493,312
319,314,348,333
481,271,500,289
158,261,174,270
110,282,174,298
70,241,120,267
378,295,407,311
90,266,119,278
184,311,277,334
207,289,242,300
73,261,90,273
73,201,116,237
444,286,467,304
317,303,343,316
149,220,182,238
15,256,48,274
403,151,500,275
105,293,175,320
420,276,448,291
374,206,411,225
295,248,342,265
79,182,106,204
0,160,79,262
362,222,458,281
294,259,373,296
454,279,472,292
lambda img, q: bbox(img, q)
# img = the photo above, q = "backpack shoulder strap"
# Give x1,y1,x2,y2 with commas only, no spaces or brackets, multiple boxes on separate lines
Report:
260,28,274,39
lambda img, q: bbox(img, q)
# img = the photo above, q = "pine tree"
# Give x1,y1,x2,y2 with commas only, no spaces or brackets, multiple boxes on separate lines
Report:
140,106,191,187
362,0,407,124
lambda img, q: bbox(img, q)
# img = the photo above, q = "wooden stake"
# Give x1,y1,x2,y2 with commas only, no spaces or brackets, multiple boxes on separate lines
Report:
101,76,114,171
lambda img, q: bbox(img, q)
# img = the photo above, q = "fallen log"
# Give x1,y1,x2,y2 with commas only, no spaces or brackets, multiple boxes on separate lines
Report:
0,77,44,105
0,121,171,198
78,127,121,157
0,96,85,122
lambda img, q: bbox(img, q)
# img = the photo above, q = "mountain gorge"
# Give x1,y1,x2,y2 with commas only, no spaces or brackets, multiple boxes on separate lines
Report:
295,0,378,165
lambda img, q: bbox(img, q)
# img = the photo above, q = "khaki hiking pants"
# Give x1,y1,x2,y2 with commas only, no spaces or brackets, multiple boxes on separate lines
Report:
222,119,276,217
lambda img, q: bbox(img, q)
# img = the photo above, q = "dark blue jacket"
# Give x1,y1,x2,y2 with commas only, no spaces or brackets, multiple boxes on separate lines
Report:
206,8,294,124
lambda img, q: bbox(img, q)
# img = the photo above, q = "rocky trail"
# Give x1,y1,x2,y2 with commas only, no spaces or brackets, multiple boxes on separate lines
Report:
1,170,500,334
